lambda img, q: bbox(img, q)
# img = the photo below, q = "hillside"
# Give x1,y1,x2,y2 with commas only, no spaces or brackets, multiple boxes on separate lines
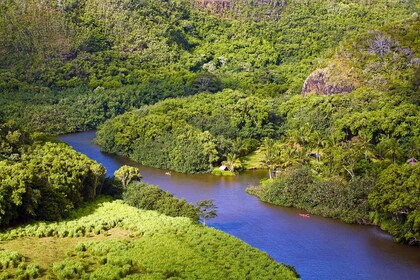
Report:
1,0,418,134
0,199,298,279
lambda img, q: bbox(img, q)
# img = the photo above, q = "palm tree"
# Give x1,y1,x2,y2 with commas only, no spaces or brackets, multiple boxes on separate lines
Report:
358,130,376,161
258,138,281,179
222,153,242,173
279,145,299,168
382,138,403,164
309,130,324,163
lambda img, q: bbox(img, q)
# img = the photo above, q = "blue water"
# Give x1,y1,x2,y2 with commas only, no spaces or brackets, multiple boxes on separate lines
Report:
58,131,420,280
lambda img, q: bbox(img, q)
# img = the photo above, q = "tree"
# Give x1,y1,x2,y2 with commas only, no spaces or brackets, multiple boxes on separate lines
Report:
114,165,142,188
369,164,420,245
196,199,218,226
222,153,242,172
308,129,324,163
259,138,281,179
377,138,403,163
337,141,363,179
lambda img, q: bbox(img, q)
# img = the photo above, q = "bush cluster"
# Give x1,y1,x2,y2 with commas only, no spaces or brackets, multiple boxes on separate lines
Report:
248,166,374,223
123,182,199,222
0,124,106,226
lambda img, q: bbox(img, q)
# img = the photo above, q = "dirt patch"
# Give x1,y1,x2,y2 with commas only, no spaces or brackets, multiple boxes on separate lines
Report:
107,227,133,238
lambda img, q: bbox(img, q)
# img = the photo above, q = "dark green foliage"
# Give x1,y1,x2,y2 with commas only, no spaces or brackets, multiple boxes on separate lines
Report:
0,121,32,160
0,0,419,247
0,0,417,135
123,182,199,222
248,166,374,223
96,90,278,173
196,199,218,225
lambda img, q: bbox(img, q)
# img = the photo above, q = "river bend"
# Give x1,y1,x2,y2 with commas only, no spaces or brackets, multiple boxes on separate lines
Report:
58,131,420,280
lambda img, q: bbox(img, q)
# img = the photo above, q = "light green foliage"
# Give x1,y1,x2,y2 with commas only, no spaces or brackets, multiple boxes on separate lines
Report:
221,153,243,173
0,201,298,279
0,252,42,279
211,168,235,176
0,250,25,269
114,165,142,188
369,164,420,245
258,138,281,179
16,263,42,279
52,259,86,279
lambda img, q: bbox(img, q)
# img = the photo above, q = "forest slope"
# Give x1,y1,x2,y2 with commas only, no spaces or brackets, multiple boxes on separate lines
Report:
1,0,418,133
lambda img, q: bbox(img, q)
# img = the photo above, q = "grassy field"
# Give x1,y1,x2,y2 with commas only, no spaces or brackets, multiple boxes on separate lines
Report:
0,199,298,279
241,151,265,170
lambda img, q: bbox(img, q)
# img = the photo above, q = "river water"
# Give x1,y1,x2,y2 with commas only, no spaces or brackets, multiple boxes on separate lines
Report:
58,131,420,280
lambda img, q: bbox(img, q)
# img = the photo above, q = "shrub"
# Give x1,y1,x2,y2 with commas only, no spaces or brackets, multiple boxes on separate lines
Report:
52,259,85,279
122,182,199,222
0,250,25,269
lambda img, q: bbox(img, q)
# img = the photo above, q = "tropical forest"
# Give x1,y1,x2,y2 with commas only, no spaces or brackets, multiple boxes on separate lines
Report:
0,0,419,278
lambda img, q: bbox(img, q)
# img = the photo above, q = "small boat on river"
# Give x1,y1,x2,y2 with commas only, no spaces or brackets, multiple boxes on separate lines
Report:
299,213,310,218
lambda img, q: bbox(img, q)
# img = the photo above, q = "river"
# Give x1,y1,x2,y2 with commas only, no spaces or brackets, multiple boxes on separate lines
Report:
57,131,420,280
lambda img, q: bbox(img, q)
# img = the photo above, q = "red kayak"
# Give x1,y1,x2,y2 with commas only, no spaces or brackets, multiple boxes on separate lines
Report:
299,213,310,218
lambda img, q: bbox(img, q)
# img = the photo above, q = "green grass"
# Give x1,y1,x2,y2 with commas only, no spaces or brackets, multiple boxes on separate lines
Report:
211,168,236,176
241,151,265,170
0,200,299,279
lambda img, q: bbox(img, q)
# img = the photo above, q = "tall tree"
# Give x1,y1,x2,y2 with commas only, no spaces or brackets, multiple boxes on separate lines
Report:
196,199,218,226
259,138,281,179
114,165,142,188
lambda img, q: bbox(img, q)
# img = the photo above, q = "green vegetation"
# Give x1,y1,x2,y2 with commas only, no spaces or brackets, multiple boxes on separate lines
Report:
211,168,236,176
123,182,199,222
0,122,106,226
0,0,419,246
0,200,298,279
196,199,218,226
247,166,374,223
369,164,420,245
0,0,416,134
0,124,296,277
97,15,420,244
114,165,142,188
96,90,275,173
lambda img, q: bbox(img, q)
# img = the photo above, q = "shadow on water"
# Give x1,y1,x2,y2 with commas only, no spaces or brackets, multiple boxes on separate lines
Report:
57,131,420,280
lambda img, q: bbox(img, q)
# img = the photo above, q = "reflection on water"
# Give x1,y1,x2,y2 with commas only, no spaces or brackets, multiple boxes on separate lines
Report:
58,131,420,280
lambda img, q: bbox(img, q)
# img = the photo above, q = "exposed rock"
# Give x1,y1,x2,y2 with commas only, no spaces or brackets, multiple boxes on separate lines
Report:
302,68,354,96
